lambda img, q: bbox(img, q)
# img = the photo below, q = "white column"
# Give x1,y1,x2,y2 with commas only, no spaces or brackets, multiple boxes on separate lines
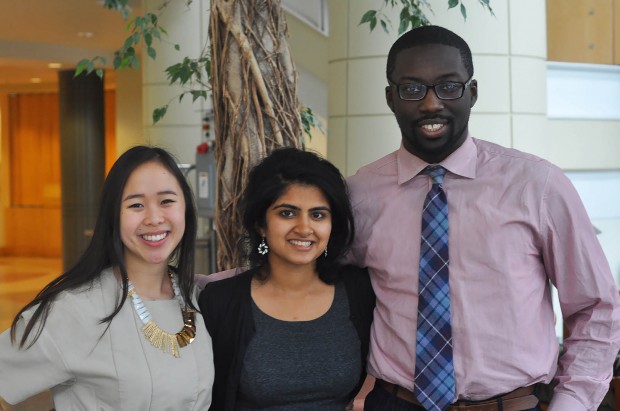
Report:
327,0,548,175
141,0,211,165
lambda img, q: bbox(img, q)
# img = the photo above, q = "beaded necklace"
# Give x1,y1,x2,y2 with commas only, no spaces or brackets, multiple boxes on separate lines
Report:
127,272,196,358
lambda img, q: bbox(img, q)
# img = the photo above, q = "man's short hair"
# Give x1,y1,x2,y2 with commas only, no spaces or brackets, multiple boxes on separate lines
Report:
386,25,474,81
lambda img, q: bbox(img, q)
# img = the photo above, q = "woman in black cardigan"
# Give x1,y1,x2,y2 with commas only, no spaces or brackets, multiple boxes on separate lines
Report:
199,148,375,411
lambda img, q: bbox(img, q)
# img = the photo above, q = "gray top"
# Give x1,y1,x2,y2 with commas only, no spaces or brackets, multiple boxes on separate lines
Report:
0,268,214,410
237,282,360,410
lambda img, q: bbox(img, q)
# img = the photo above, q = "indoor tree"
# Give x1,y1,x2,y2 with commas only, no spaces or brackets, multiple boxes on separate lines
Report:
79,0,493,270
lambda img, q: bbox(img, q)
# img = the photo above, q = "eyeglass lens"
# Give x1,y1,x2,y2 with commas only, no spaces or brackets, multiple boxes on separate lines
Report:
398,82,465,101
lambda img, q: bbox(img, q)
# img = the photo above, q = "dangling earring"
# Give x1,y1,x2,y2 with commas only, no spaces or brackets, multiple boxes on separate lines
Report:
324,248,328,258
258,237,269,255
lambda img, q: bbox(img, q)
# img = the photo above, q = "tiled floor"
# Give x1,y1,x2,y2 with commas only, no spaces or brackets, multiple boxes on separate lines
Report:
0,257,62,335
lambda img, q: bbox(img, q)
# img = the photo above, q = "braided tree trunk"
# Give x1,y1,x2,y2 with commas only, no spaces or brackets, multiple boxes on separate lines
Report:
210,0,303,270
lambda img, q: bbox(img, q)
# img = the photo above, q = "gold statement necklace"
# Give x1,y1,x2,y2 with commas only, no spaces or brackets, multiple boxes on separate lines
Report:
127,272,196,358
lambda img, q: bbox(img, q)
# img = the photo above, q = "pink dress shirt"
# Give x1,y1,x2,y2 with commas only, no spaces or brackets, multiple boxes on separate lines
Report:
345,136,620,411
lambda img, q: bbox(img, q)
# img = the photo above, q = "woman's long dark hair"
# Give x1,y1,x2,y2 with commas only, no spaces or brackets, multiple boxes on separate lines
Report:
10,146,198,348
240,147,355,284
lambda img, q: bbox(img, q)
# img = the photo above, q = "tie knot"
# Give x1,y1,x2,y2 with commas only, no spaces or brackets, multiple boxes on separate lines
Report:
423,166,446,185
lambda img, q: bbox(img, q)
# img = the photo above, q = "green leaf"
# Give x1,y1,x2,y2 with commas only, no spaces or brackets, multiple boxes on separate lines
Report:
380,19,388,34
300,106,325,142
123,36,134,50
144,33,152,47
479,0,495,16
359,10,377,24
398,17,409,34
135,16,146,32
460,3,467,20
147,46,156,60
399,6,410,20
103,0,131,19
448,0,459,9
152,106,168,124
75,59,91,76
95,69,104,78
174,44,180,51
205,61,212,79
369,17,377,31
190,90,207,102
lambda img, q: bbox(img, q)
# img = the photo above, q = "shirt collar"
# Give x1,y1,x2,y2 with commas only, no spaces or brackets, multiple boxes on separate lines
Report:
396,134,478,185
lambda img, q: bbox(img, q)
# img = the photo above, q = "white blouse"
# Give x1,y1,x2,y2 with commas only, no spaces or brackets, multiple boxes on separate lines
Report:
0,268,214,410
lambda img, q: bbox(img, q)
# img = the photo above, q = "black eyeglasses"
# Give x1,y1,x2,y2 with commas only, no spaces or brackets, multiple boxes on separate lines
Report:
388,77,473,101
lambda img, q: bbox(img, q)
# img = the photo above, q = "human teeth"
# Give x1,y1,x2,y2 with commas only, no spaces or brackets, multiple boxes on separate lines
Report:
143,233,167,242
422,124,442,131
290,240,311,247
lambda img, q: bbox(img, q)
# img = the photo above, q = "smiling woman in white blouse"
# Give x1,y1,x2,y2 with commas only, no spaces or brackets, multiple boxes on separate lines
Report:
0,146,214,410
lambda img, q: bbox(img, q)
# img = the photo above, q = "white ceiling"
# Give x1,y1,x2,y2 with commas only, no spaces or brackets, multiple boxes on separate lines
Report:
0,0,136,88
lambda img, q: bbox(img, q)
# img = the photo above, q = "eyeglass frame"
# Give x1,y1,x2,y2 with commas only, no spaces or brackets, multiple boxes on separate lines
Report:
387,76,474,101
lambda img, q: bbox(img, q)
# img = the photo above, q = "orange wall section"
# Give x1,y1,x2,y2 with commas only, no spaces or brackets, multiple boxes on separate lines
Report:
1,90,115,258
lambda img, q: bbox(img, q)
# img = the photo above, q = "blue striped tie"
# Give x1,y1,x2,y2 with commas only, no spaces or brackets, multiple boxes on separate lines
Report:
413,166,456,411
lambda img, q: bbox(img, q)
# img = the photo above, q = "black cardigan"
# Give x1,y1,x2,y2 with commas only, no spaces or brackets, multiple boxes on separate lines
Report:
198,265,376,411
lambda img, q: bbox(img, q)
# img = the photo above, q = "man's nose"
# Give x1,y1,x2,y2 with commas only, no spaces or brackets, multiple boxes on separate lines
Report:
419,87,444,112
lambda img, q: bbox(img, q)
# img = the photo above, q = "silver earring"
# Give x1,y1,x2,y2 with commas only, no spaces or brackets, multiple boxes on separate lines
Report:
324,248,328,258
258,237,269,255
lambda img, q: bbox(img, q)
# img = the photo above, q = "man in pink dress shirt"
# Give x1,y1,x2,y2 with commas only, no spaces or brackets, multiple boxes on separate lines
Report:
348,25,620,411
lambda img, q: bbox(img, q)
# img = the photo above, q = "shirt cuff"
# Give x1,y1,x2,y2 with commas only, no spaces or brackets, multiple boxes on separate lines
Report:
547,392,587,411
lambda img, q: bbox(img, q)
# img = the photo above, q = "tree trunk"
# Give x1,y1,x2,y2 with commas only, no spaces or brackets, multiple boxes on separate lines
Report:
210,0,303,270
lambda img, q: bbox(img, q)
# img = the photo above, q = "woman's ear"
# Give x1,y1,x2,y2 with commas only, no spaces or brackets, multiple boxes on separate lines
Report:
256,225,265,237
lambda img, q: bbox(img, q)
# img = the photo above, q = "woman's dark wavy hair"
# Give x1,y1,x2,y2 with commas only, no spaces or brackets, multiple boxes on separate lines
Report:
240,147,355,284
386,25,474,81
11,146,198,348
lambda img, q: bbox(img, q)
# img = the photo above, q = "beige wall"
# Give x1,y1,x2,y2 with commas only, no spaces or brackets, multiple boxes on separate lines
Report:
287,13,328,84
547,119,620,170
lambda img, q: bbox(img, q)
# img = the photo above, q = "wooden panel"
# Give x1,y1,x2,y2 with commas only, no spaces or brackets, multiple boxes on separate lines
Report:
105,89,117,172
5,207,62,257
8,93,61,207
547,0,613,64
615,0,620,64
4,90,116,258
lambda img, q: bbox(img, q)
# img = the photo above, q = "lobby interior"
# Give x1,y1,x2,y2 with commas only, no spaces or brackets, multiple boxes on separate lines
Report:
1,1,620,410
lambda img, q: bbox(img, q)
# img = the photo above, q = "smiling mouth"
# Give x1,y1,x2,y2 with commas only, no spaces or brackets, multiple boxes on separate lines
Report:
421,123,444,132
142,232,168,242
289,240,312,247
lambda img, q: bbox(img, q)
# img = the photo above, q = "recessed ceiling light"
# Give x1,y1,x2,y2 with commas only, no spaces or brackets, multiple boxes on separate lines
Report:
30,78,42,84
78,32,95,38
48,63,62,69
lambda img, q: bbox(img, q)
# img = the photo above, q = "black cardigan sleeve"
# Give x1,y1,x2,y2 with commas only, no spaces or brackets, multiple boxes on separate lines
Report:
339,265,376,400
199,270,256,411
